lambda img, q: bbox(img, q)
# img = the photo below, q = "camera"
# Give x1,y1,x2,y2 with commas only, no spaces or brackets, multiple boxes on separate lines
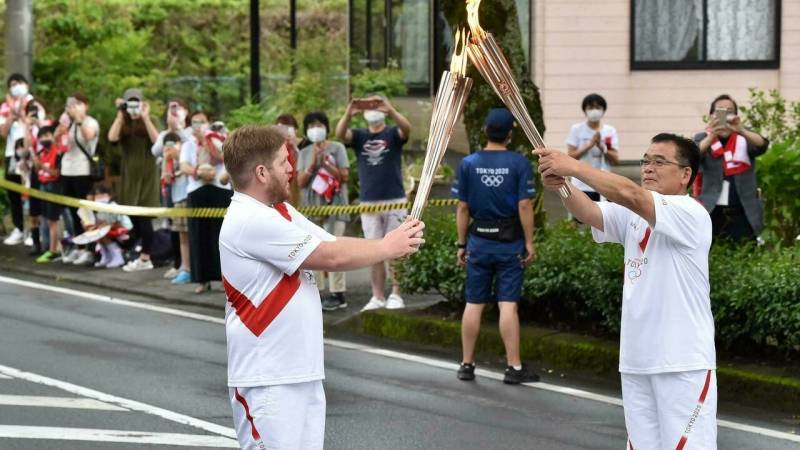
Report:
28,104,39,117
118,101,128,112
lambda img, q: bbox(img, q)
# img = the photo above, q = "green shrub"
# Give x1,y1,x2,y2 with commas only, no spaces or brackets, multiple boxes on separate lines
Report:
400,215,800,356
350,67,408,99
740,88,800,244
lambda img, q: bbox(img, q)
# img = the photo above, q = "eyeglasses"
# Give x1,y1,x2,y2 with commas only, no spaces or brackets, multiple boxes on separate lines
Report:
639,158,686,168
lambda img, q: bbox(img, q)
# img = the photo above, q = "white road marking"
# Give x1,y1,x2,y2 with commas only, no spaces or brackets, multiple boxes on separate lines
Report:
0,275,225,325
2,275,799,444
0,364,236,439
0,395,127,411
0,426,238,447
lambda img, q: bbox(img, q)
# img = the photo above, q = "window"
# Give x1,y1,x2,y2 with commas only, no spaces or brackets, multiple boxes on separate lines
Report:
631,0,781,70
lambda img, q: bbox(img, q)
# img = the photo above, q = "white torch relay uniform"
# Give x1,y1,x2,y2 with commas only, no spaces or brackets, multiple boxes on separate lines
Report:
591,192,717,450
219,191,334,450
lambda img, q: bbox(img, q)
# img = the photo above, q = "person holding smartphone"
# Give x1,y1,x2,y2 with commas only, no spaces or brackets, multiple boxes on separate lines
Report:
694,94,769,243
335,93,413,311
1,73,34,246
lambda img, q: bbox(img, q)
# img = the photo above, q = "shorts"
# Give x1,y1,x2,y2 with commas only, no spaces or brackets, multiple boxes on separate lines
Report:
622,370,717,450
170,201,188,232
465,251,524,303
40,182,63,221
229,380,325,450
360,198,407,239
29,177,42,216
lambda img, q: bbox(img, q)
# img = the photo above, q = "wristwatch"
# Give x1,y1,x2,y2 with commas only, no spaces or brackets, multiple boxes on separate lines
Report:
456,242,466,249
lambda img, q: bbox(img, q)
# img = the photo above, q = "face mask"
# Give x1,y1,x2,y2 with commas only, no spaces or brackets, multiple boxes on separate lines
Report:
586,109,604,122
126,101,141,117
94,195,110,204
307,126,327,143
40,140,53,149
285,126,296,138
10,84,28,98
364,110,386,125
191,121,208,133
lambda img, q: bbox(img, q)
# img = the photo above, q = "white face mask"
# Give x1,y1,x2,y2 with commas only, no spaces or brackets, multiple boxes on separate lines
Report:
10,84,28,98
126,101,141,117
586,108,604,122
94,195,110,204
364,110,386,125
307,126,327,144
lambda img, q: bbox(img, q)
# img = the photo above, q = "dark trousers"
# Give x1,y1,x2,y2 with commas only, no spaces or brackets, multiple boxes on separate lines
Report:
711,206,755,243
4,157,24,231
130,216,154,255
60,175,94,237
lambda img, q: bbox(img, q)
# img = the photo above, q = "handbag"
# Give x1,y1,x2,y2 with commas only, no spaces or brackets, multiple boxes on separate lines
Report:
74,123,105,182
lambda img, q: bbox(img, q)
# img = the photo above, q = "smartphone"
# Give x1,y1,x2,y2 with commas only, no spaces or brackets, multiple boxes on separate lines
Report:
353,98,381,110
715,108,728,126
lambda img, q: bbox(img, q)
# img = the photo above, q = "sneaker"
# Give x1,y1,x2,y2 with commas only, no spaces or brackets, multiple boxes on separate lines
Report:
23,235,33,247
386,293,405,310
35,251,56,264
61,248,80,264
122,258,154,272
321,293,347,312
163,267,180,279
457,362,476,381
503,363,540,385
3,228,24,245
171,270,191,285
73,250,95,266
360,296,386,312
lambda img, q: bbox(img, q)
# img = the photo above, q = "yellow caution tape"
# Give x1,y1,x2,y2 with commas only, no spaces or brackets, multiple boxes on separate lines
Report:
0,178,458,218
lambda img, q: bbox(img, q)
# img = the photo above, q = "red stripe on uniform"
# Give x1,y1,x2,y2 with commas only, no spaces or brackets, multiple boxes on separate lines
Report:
234,388,261,441
639,228,651,253
674,370,713,450
274,202,292,221
224,272,301,337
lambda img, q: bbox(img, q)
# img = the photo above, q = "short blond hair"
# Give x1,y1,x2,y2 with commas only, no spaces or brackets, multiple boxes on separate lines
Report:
223,125,285,190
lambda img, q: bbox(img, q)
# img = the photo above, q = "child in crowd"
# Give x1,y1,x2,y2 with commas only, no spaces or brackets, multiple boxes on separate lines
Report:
31,125,63,263
74,184,133,269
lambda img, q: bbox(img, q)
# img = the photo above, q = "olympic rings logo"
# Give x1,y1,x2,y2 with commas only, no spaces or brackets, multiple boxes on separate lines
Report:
481,175,504,187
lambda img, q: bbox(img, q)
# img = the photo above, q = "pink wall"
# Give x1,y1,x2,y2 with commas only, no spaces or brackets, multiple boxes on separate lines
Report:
534,0,800,161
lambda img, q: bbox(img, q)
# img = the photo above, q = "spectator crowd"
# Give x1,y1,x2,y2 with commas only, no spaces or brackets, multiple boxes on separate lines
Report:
0,73,770,312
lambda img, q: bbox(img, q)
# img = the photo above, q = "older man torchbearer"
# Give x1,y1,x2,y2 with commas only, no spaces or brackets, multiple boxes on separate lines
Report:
535,133,717,450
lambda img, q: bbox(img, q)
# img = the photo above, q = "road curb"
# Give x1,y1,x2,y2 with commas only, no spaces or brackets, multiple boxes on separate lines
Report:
347,309,800,414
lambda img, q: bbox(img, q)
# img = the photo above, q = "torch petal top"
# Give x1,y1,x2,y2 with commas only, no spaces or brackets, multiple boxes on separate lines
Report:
450,28,471,76
466,0,486,41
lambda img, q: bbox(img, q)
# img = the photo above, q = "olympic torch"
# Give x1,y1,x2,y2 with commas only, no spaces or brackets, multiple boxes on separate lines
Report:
409,29,474,221
465,0,571,198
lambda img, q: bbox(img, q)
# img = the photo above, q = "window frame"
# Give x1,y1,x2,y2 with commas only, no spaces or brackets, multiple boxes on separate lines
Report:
630,0,782,71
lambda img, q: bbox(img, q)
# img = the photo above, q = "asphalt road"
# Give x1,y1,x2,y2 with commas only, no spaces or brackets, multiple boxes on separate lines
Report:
0,276,797,449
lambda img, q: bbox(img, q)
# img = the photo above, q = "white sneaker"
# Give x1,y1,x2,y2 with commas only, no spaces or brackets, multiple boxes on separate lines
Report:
163,267,180,279
61,248,80,264
361,296,386,312
3,228,24,245
386,293,406,310
73,250,95,266
24,234,33,247
122,258,154,272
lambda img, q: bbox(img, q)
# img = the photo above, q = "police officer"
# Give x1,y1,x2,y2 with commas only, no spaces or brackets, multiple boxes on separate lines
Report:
452,108,539,384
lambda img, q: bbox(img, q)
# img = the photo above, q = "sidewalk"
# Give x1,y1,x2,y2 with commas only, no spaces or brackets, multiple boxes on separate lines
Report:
0,242,441,326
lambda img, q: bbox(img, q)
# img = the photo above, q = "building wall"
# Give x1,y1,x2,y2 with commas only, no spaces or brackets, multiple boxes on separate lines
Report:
534,0,800,161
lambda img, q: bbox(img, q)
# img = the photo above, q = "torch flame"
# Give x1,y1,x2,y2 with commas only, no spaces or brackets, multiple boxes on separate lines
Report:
450,28,470,75
466,0,486,41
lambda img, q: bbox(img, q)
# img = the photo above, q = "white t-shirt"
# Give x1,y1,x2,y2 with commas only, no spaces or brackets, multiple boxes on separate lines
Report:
591,192,716,375
179,135,230,193
566,122,619,193
219,192,334,387
60,116,100,177
1,94,34,159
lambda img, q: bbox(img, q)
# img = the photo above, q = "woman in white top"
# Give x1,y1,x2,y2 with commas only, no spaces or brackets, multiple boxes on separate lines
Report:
55,93,100,266
566,93,620,201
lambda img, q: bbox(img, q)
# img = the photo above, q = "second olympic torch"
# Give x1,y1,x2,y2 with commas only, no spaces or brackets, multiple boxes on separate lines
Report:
465,0,571,198
409,29,474,221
